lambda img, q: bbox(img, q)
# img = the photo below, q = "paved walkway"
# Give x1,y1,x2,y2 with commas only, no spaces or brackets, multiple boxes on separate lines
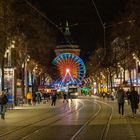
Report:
0,96,140,140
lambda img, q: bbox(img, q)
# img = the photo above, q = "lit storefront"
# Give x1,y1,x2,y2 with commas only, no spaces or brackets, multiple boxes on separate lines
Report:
113,69,140,92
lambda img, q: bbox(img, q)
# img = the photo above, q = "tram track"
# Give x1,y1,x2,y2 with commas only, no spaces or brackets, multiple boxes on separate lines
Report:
19,100,85,140
70,99,113,140
1,98,137,140
19,99,113,140
0,101,77,138
0,100,84,139
70,100,102,140
98,100,113,140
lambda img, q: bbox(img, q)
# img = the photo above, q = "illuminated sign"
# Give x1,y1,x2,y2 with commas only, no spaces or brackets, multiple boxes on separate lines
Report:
4,68,14,78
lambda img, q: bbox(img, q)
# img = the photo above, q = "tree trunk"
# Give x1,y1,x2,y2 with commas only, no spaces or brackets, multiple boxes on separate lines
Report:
129,69,133,87
1,0,7,91
109,68,113,92
21,67,25,98
106,73,109,92
1,57,5,91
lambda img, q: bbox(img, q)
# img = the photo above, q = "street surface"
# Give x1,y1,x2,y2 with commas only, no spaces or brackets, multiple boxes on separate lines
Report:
0,96,140,140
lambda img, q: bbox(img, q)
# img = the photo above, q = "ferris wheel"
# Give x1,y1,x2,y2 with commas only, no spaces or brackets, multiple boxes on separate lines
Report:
53,53,86,85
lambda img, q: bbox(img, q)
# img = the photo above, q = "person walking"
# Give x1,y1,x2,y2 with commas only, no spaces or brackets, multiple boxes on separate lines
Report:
36,91,41,104
26,91,32,105
63,92,68,103
51,91,57,106
116,86,125,118
128,86,139,118
32,93,37,106
0,91,8,119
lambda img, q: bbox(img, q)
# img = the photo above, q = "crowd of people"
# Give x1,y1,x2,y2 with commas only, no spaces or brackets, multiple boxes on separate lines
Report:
26,90,72,107
97,86,140,118
116,86,139,118
0,86,139,120
0,89,74,120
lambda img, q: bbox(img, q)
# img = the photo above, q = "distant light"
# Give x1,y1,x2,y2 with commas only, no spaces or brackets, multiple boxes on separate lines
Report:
11,44,15,48
6,49,9,53
12,40,15,44
4,53,7,58
66,68,70,73
22,63,24,68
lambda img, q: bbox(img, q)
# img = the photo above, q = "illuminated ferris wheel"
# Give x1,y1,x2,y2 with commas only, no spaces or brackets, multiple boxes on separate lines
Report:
53,53,86,85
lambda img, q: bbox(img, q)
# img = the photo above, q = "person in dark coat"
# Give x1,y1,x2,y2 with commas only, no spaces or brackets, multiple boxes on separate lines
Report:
0,91,8,119
35,91,41,104
128,86,139,118
51,91,57,106
63,92,68,103
32,93,36,106
116,86,125,118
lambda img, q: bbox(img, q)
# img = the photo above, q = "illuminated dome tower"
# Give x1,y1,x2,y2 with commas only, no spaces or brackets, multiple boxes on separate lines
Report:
53,21,85,86
55,21,80,56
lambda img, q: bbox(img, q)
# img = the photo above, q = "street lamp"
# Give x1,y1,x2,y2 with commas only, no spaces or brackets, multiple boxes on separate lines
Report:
4,40,15,67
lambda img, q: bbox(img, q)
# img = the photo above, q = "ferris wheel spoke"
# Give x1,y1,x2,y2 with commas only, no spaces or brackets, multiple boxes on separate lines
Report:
53,53,86,85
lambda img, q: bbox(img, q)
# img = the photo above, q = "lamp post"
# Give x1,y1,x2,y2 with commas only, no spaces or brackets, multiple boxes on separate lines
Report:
118,63,124,85
91,0,136,55
22,55,30,97
132,53,140,91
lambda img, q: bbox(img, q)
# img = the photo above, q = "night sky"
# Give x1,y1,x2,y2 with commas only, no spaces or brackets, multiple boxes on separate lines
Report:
29,0,127,61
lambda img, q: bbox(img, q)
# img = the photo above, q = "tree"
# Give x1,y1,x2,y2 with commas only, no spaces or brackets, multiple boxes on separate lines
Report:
0,0,15,90
11,0,58,78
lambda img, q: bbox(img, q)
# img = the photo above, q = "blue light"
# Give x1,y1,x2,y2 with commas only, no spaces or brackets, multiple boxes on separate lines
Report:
53,53,86,86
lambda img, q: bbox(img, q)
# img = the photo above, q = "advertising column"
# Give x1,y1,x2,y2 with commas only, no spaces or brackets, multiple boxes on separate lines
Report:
4,68,15,108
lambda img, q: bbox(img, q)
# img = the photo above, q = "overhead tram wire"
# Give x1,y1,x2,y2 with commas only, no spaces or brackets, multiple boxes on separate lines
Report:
24,0,72,46
25,0,105,48
24,0,85,85
24,0,59,31
91,0,106,53
91,0,104,28
91,1,136,52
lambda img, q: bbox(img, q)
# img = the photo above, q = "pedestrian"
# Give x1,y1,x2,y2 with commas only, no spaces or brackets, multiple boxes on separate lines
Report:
36,91,41,104
0,91,8,119
116,86,125,118
42,92,46,103
32,93,36,106
63,92,68,103
51,91,57,106
26,91,32,105
128,86,139,118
